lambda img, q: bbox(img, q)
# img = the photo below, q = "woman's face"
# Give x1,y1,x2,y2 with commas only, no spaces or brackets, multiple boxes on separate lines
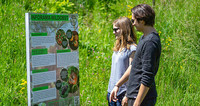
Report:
113,24,121,40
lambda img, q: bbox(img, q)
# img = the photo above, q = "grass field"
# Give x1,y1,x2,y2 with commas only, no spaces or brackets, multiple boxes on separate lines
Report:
0,0,199,105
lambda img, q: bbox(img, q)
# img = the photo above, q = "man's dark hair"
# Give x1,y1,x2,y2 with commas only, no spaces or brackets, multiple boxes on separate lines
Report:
131,4,155,26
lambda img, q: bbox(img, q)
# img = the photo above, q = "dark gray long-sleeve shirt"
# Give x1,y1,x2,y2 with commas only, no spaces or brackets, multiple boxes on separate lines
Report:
126,32,161,100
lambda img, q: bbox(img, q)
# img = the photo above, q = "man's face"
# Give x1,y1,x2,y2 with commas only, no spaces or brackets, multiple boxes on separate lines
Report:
132,13,144,32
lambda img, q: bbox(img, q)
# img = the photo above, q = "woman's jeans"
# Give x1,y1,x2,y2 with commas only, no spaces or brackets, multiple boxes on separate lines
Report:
107,92,126,106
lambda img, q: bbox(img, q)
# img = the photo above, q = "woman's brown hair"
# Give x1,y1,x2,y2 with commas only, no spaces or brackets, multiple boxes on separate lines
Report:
113,17,137,51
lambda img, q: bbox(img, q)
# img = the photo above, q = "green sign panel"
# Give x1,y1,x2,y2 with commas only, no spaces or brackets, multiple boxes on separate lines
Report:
56,49,71,53
33,86,48,92
31,33,47,36
31,14,69,21
32,68,48,74
32,48,48,55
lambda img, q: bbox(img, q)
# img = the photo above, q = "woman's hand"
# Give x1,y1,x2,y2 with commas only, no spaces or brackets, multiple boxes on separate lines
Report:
122,96,128,106
109,86,119,102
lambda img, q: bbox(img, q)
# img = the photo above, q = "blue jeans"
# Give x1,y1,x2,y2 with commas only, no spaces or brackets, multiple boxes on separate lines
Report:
107,92,126,106
128,97,156,106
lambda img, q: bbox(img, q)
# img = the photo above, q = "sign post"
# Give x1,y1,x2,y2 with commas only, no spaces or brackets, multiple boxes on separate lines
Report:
25,13,79,106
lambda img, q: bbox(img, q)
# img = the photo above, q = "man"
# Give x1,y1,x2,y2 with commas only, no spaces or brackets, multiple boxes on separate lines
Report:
110,4,161,106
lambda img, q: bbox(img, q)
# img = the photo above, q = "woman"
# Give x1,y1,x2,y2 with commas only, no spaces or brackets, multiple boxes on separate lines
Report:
107,17,137,106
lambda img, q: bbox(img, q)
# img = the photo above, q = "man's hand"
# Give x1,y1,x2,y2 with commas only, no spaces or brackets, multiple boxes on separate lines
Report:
109,86,119,102
133,101,140,106
122,96,128,106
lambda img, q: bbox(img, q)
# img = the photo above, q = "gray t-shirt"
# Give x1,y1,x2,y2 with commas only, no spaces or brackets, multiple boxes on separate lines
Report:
107,45,136,96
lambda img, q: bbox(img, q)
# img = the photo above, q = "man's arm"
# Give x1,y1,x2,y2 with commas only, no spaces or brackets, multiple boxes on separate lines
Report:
133,84,149,106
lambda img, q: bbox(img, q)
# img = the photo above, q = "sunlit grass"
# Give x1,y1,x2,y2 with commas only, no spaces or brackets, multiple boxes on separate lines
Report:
0,0,199,105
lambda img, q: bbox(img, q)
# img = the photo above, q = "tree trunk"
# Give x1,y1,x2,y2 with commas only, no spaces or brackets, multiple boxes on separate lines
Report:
153,0,155,8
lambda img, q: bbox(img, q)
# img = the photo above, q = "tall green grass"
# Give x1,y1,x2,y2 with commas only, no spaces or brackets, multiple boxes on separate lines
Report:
0,1,27,105
154,0,200,105
0,0,199,105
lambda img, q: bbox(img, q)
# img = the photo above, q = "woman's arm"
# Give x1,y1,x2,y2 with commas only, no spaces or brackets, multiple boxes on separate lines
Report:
116,51,135,86
110,51,135,102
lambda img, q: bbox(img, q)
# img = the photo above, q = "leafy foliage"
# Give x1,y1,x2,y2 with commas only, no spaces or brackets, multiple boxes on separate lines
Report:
0,0,200,105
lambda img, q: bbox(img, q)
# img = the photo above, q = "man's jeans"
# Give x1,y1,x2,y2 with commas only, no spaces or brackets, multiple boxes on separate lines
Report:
128,97,156,106
107,92,126,106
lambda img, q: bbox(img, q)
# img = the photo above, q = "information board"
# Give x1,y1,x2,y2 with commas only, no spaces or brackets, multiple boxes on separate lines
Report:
25,13,79,106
